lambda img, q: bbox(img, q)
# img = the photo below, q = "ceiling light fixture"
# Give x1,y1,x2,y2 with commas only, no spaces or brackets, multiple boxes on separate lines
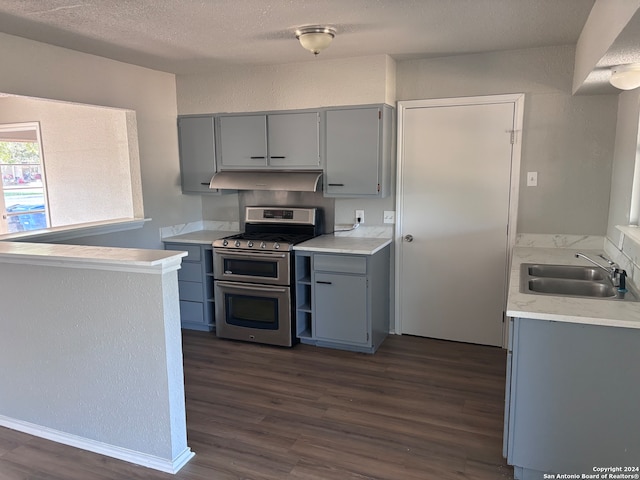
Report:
295,26,336,56
610,63,640,90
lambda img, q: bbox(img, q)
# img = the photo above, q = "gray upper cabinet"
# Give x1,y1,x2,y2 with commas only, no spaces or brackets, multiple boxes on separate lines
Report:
324,104,393,198
177,115,217,194
217,111,320,170
217,115,269,169
267,112,320,168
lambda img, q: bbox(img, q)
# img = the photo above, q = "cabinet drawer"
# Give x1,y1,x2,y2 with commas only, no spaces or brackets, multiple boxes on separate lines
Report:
314,254,366,274
179,280,204,302
178,262,202,282
179,300,205,324
165,243,201,262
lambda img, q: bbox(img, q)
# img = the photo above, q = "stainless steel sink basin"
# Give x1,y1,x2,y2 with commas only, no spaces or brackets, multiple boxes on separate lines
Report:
527,277,616,297
520,263,637,301
525,263,606,281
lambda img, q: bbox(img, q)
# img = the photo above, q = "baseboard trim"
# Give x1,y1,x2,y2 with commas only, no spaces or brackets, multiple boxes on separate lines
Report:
0,415,194,474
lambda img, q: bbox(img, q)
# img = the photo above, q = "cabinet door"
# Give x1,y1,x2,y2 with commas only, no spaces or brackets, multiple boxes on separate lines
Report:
314,272,368,344
268,112,320,169
217,115,268,169
177,116,216,193
325,107,381,195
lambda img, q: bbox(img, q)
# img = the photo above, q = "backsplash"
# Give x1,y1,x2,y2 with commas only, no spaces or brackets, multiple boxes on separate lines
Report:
515,234,604,249
333,224,393,238
160,220,240,239
605,226,640,286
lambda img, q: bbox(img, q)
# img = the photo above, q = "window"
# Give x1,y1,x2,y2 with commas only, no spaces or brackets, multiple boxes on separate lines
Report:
0,123,49,234
0,94,143,237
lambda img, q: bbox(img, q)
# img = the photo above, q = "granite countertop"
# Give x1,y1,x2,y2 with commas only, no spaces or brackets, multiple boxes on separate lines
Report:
507,247,640,329
162,230,239,245
294,234,392,255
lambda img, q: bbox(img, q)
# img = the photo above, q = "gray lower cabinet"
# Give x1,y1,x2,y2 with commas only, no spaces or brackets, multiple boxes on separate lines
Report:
324,104,393,198
177,115,219,194
164,242,214,331
295,246,390,353
216,111,321,169
504,317,640,478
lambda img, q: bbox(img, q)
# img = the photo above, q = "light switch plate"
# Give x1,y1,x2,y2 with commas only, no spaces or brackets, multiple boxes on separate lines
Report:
527,171,538,187
383,211,395,224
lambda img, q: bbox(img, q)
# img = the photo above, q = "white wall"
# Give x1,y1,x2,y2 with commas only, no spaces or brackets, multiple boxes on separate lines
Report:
397,45,618,236
0,32,200,249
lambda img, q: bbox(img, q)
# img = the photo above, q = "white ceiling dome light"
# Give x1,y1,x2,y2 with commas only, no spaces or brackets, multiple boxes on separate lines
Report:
295,26,336,56
610,64,640,90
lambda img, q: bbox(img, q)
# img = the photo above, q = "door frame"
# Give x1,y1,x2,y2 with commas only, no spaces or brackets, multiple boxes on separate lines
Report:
394,94,525,346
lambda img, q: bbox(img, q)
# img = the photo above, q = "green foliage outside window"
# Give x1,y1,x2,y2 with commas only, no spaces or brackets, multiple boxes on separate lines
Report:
0,141,40,164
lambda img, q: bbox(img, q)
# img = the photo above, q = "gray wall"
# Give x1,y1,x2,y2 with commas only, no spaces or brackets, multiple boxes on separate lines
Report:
397,45,618,236
180,45,619,236
0,97,139,227
0,32,201,249
607,90,640,246
0,261,188,464
0,34,622,241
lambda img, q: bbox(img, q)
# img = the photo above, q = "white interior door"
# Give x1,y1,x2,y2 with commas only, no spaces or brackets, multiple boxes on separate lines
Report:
396,95,522,347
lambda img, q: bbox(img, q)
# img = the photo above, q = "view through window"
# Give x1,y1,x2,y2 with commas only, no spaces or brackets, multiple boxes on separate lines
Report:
0,123,48,234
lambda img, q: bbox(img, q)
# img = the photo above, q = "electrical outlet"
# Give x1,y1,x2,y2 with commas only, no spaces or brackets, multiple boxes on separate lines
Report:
383,211,395,224
527,171,538,187
355,209,365,224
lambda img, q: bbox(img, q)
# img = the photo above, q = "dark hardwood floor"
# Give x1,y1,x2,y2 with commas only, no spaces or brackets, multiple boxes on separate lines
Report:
0,331,514,479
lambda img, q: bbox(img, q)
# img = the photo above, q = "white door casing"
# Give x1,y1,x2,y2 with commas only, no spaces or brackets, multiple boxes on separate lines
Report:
395,94,523,347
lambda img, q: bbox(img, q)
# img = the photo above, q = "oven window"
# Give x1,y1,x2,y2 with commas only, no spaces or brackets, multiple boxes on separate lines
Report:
225,294,279,330
223,258,278,278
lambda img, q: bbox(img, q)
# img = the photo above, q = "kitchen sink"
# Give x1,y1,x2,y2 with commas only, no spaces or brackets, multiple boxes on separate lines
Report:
520,263,637,301
525,263,606,281
526,277,616,297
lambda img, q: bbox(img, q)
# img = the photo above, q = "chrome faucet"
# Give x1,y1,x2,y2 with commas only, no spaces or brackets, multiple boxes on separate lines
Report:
575,252,627,292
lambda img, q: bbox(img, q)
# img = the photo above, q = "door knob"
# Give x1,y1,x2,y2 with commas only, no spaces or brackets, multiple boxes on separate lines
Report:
404,234,413,242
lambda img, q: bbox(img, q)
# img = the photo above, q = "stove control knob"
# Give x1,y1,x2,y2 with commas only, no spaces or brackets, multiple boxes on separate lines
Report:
274,242,280,250
235,240,241,247
247,241,254,248
222,239,228,246
260,242,267,249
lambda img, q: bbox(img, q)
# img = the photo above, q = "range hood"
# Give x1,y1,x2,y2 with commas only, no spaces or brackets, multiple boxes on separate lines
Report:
209,170,323,192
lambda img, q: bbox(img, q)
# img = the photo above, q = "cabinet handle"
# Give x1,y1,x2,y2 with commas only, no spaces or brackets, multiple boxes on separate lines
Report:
201,182,210,185
316,281,332,285
250,156,266,159
269,156,286,159
328,183,345,187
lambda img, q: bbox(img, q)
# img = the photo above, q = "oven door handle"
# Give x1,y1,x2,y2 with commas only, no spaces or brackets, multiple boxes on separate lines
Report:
215,280,288,293
214,250,288,260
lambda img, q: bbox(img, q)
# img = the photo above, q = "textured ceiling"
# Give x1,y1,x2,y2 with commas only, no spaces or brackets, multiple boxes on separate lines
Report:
0,0,596,74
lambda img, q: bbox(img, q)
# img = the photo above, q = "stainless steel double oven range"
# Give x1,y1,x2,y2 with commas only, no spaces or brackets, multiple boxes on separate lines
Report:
213,206,323,347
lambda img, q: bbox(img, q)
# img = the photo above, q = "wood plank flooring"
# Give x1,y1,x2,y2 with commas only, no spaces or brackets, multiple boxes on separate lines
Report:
0,331,514,479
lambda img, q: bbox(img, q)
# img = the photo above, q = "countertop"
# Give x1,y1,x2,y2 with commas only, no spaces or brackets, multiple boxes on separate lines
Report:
294,234,392,255
507,247,640,329
0,241,185,274
162,230,239,245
